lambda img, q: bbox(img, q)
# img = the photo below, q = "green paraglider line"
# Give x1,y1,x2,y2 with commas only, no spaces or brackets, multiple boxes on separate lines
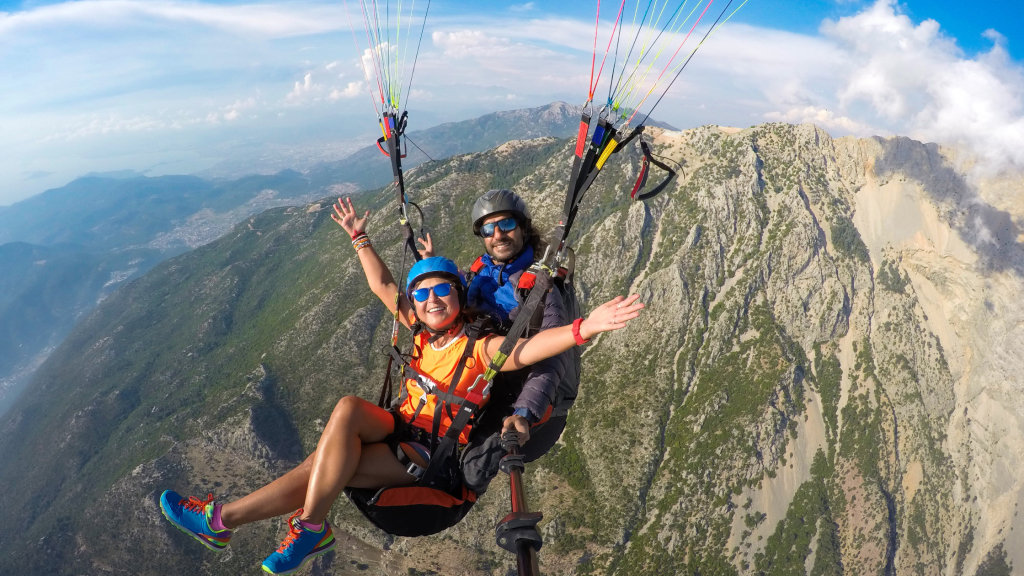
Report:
402,0,431,109
613,0,703,110
632,0,746,126
620,0,713,115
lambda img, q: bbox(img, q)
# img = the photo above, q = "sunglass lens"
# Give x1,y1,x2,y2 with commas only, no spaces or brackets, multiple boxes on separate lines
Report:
482,218,517,237
433,283,452,297
413,288,431,302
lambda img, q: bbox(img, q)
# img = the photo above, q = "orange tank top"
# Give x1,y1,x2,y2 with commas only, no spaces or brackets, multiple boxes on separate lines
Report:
399,329,493,444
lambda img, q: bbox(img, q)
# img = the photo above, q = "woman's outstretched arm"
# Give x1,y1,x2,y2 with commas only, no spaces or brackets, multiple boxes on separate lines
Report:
486,294,645,372
332,197,415,328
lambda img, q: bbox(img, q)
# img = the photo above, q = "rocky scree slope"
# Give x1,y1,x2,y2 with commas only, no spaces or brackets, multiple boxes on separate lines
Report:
0,124,1021,576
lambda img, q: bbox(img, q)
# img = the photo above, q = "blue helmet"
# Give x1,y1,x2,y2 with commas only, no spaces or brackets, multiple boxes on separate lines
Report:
406,257,467,298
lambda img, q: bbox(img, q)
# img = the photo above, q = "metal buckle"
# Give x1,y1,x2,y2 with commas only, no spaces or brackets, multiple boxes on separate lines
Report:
468,374,488,393
406,462,425,479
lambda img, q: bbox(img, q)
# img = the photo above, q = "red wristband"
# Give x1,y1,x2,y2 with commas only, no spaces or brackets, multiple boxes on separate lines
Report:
572,318,590,345
350,229,365,240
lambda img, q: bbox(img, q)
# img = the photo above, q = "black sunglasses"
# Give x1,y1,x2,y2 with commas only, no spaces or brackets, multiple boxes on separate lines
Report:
480,217,518,238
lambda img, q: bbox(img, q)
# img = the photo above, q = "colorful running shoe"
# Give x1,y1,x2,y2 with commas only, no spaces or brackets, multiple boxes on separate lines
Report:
261,510,336,575
158,490,232,551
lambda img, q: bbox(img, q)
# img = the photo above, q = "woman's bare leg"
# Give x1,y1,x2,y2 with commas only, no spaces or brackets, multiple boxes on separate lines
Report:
300,396,414,523
219,454,314,529
220,395,413,529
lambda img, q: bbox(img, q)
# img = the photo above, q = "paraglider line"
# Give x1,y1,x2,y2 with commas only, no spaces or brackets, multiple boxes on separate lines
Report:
633,0,739,126
588,0,601,98
622,0,711,115
590,0,627,100
403,0,432,109
404,135,435,162
608,0,656,105
343,0,383,118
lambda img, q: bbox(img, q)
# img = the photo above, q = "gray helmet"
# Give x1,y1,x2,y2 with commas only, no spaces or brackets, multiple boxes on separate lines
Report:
471,189,532,236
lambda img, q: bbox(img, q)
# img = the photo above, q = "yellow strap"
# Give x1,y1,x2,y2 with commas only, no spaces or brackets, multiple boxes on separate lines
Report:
596,137,619,170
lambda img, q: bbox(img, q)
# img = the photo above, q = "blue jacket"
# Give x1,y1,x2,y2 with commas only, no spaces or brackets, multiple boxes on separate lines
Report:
467,246,534,326
466,246,568,422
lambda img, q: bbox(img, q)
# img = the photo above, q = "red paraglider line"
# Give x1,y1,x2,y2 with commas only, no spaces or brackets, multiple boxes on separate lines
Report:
590,0,627,101
588,0,600,100
627,0,714,124
343,0,382,117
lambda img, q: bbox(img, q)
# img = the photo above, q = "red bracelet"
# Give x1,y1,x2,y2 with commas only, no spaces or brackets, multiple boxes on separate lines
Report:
350,229,365,240
572,318,590,345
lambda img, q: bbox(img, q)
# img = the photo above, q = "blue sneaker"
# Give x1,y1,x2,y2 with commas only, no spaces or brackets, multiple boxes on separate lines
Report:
158,490,232,551
261,510,336,575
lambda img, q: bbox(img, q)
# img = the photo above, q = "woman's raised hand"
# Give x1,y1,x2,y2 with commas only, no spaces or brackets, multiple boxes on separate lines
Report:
331,197,370,237
578,294,645,341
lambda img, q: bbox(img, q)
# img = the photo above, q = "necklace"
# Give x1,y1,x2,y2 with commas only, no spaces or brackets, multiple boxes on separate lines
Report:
430,325,466,351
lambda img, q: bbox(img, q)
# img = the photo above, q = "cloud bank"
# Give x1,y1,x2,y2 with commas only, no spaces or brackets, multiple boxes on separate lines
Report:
2,0,1022,204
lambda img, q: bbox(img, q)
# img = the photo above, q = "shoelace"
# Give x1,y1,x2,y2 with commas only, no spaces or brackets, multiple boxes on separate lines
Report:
179,493,215,514
276,510,305,553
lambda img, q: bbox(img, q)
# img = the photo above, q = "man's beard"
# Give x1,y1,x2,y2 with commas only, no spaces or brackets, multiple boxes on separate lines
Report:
486,236,524,264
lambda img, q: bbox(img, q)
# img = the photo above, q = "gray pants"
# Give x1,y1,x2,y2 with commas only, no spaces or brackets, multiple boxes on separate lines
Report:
460,414,567,494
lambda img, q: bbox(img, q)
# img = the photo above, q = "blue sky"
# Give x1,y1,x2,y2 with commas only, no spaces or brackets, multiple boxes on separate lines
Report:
1,0,1022,205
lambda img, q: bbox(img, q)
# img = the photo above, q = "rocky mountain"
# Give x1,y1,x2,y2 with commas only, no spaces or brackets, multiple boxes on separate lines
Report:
1,122,1021,576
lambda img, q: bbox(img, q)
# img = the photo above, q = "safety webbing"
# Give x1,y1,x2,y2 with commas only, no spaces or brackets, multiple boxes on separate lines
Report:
418,320,485,484
420,266,551,484
631,140,677,200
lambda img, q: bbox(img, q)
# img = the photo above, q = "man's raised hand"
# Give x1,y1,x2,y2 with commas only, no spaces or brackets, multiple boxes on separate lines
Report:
416,233,435,259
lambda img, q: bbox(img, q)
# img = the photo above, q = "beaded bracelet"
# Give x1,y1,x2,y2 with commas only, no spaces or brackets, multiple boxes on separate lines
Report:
352,233,372,252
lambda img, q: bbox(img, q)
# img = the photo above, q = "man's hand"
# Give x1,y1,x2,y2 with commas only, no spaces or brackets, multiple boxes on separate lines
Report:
416,233,435,259
501,415,530,445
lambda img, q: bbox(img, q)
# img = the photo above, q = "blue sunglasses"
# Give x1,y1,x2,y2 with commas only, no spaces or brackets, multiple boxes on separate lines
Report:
411,282,454,302
480,217,518,238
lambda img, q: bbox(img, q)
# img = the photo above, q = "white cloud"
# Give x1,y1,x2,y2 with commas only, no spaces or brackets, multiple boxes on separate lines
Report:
765,106,875,135
510,3,535,12
330,81,363,100
224,109,239,121
286,72,318,101
818,0,1024,170
432,30,518,58
326,61,340,71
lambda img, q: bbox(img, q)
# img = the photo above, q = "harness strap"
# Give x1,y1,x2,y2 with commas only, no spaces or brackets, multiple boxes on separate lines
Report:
420,264,551,485
394,440,427,480
632,140,677,201
420,320,484,484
